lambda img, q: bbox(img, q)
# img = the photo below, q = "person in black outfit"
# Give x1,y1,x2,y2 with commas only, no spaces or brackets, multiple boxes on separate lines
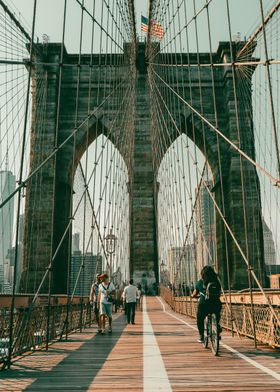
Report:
191,266,222,343
123,279,139,324
89,273,102,333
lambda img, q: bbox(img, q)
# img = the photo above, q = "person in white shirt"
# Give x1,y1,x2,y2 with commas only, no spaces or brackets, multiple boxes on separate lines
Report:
123,279,140,324
98,274,115,334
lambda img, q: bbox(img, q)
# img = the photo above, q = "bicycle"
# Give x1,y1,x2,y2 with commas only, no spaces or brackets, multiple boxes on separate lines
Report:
203,312,220,356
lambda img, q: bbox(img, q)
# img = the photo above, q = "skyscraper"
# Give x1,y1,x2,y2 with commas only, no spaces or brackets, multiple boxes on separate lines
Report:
262,218,276,266
168,245,197,289
71,252,102,296
72,232,80,252
195,180,216,272
0,170,16,292
168,247,180,284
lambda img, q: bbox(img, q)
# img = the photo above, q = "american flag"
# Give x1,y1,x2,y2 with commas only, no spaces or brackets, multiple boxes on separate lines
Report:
141,15,148,33
151,19,164,39
141,15,164,39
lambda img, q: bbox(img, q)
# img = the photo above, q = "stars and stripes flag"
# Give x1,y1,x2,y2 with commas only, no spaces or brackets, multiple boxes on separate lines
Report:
141,15,164,39
141,15,149,33
151,19,164,39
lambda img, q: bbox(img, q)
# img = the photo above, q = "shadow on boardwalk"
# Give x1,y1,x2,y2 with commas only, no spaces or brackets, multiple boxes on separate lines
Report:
1,313,126,391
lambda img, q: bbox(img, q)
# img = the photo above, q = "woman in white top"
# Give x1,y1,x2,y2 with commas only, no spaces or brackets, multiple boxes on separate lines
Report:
98,274,115,334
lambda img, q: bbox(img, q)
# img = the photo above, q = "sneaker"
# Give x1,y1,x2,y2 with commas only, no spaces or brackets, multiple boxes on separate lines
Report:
97,328,102,333
108,327,112,333
101,330,105,335
197,337,204,343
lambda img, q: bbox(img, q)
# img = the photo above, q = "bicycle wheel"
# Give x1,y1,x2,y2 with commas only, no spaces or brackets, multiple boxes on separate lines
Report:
209,313,219,356
203,316,210,349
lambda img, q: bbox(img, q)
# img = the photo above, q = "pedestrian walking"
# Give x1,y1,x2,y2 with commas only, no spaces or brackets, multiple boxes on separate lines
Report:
98,274,115,334
136,283,143,310
123,279,140,324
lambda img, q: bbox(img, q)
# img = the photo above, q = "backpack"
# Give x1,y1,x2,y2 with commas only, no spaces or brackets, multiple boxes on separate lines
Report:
102,282,114,303
205,281,220,301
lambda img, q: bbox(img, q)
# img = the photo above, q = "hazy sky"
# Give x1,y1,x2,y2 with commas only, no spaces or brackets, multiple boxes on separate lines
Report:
8,0,277,53
9,0,150,51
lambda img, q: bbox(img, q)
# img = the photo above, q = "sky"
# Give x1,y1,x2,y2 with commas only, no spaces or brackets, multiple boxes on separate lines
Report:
7,0,276,53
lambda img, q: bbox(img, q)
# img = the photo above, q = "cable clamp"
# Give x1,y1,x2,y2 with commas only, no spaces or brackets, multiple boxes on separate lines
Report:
17,180,26,187
247,266,253,271
264,59,271,66
24,59,32,67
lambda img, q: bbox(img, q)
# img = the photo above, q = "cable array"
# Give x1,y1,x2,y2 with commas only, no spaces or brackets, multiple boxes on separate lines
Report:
148,0,280,336
0,0,136,367
0,0,280,366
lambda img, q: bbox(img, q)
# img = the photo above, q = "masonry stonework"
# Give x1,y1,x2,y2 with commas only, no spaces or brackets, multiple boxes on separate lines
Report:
21,41,265,293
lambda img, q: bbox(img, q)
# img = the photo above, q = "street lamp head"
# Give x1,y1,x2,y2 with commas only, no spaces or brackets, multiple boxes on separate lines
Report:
105,229,117,254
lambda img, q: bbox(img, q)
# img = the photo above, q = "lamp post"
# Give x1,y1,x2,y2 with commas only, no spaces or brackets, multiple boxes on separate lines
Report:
160,260,166,286
104,229,117,279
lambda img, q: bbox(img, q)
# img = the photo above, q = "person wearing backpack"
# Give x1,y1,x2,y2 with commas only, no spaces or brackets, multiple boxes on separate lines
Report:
191,265,222,343
98,274,115,334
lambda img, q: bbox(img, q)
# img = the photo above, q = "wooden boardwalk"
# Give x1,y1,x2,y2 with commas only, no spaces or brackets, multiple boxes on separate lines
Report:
1,297,280,391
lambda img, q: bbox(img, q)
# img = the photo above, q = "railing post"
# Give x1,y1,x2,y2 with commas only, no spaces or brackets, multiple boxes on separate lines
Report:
46,274,52,351
248,267,257,348
79,296,84,333
64,298,70,341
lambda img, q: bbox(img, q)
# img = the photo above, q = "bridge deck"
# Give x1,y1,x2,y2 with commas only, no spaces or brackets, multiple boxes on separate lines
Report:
1,297,280,391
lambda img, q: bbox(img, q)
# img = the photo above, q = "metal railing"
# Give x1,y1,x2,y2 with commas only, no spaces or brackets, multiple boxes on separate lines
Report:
0,295,94,368
160,286,280,348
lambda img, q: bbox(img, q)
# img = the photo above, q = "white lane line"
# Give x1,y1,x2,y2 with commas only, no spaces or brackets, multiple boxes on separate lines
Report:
156,296,280,382
143,296,172,392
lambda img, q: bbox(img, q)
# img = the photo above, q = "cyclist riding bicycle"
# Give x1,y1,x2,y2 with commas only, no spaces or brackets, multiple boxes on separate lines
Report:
191,266,222,343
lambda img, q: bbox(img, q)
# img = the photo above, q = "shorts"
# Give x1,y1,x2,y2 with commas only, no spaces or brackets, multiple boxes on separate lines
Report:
100,302,113,317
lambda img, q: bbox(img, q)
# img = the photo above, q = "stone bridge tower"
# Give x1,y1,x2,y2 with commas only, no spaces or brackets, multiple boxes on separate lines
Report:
150,41,266,289
21,41,266,293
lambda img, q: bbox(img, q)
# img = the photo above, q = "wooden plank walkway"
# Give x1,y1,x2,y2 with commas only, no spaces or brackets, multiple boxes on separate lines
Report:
0,297,279,391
